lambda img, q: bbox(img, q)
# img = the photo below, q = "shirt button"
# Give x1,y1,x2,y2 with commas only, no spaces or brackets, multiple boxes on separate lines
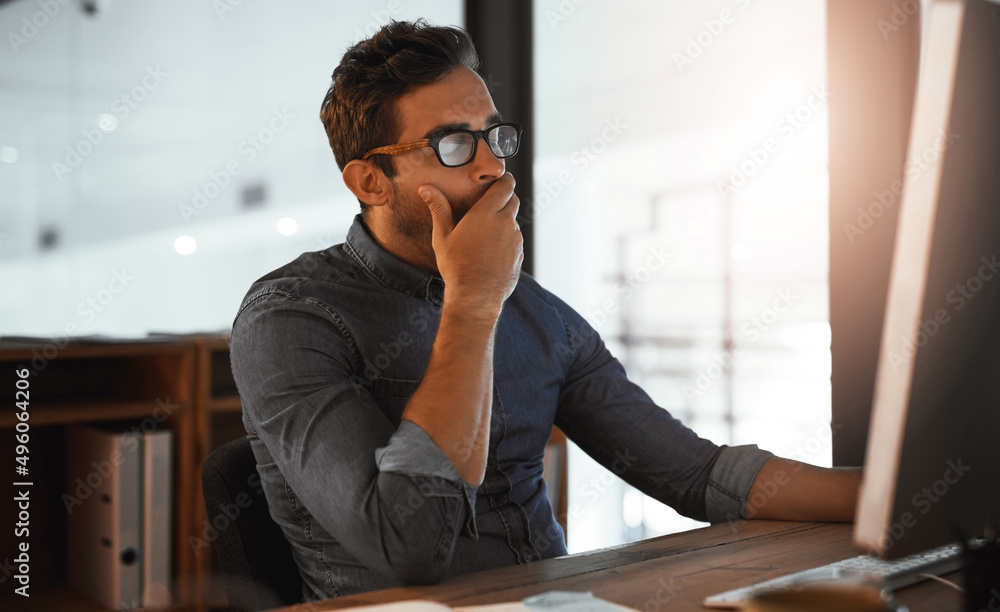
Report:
493,494,508,505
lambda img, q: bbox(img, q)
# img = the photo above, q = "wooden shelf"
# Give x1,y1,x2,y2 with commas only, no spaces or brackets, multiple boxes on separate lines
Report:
206,396,242,413
189,335,245,611
0,398,192,428
0,336,221,611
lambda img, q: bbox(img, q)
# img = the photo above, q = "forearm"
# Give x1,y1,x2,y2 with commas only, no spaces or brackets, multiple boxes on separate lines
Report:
747,457,861,522
405,172,523,486
401,296,500,486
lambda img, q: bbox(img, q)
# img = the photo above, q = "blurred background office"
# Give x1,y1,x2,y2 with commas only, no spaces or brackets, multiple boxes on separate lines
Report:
0,0,836,553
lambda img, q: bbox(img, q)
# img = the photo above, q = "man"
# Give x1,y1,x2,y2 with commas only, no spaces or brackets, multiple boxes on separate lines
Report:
229,19,860,602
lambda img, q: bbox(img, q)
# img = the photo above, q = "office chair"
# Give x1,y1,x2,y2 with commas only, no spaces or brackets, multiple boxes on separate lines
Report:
201,436,302,611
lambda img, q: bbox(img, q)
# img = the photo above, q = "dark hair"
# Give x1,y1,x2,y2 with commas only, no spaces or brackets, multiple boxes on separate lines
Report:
320,20,481,193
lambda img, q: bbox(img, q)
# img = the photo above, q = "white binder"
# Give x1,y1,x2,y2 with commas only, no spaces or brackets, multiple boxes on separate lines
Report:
66,425,142,609
142,429,173,607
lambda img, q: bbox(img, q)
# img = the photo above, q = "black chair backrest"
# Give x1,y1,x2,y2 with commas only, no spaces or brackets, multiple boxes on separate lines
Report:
201,436,302,611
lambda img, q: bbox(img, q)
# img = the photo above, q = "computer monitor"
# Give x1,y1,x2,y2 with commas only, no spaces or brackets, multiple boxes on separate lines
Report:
854,0,1000,560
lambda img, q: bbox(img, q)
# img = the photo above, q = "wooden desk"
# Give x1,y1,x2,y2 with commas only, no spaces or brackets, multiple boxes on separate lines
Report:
276,521,963,611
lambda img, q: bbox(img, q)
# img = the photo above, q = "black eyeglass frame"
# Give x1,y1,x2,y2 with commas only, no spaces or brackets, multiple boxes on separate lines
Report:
361,122,523,168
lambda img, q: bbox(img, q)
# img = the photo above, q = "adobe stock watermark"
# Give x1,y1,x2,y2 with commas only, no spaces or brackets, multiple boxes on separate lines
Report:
842,129,960,245
725,423,845,532
544,0,591,30
886,254,998,372
7,0,70,53
518,116,627,231
640,576,683,612
355,301,441,385
21,269,136,375
391,474,464,526
549,242,665,365
189,469,264,556
532,445,640,556
586,242,670,329
723,464,791,534
876,0,920,42
673,0,756,73
531,521,566,557
222,1,405,36
179,107,295,222
52,65,168,182
683,286,800,399
576,448,638,510
786,422,844,468
60,398,180,515
717,86,830,196
212,0,246,21
0,554,20,586
281,233,349,280
351,0,403,40
76,268,135,324
877,457,971,553
977,591,1000,612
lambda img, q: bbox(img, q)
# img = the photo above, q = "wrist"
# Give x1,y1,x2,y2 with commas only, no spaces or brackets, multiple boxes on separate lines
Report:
442,289,505,324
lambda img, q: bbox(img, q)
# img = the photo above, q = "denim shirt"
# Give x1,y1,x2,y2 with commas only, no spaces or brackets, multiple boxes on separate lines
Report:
229,215,774,601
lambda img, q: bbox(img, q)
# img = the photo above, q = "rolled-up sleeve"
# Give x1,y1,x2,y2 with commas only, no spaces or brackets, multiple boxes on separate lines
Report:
230,288,475,585
705,445,775,524
375,420,479,537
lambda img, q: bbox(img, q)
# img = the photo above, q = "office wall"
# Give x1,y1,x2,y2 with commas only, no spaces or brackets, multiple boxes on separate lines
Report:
0,1,462,337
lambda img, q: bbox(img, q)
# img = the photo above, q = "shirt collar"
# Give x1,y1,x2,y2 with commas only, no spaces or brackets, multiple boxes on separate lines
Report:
344,214,445,304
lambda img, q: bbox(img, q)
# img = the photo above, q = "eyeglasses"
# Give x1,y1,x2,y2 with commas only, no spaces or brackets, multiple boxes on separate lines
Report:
361,122,522,168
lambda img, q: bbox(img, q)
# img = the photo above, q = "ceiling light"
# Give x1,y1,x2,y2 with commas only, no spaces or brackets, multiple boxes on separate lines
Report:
174,235,197,255
276,217,299,236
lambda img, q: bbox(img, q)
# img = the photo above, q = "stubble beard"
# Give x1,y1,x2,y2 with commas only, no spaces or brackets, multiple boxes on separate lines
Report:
387,181,434,247
388,182,493,269
386,180,493,247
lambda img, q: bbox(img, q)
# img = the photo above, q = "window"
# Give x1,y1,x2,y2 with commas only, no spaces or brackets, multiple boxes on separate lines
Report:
533,0,833,552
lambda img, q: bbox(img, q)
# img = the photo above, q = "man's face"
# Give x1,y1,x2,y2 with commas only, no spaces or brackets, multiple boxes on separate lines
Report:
374,66,507,268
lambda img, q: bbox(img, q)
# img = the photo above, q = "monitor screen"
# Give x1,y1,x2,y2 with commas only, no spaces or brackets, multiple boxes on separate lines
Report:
854,0,1000,559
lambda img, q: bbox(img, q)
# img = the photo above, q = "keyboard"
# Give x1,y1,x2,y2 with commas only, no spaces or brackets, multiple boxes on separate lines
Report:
702,543,964,608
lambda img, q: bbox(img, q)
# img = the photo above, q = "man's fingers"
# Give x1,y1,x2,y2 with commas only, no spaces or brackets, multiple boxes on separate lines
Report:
504,193,520,222
481,172,516,213
420,185,454,239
